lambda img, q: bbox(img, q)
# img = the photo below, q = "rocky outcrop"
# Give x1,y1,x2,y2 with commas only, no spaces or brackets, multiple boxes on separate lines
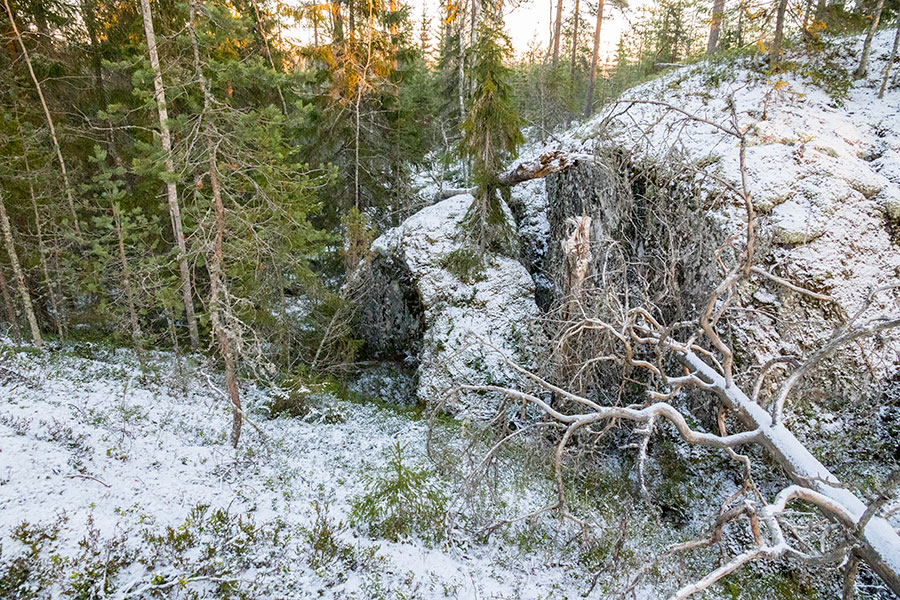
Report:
357,254,424,362
356,194,543,409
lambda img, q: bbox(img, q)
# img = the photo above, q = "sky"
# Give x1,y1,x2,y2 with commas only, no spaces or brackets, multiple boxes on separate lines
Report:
283,0,635,63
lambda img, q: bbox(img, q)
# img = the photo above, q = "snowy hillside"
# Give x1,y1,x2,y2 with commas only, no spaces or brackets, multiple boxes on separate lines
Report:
562,30,900,320
517,31,900,386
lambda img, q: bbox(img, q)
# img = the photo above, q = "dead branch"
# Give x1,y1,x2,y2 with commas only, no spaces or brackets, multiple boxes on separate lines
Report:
434,151,595,199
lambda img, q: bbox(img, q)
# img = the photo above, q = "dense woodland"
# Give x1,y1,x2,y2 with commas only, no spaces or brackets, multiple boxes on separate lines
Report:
1,0,896,440
1,0,900,595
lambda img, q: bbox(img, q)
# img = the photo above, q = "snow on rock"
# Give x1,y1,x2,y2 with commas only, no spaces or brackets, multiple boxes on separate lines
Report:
364,194,543,410
537,31,900,374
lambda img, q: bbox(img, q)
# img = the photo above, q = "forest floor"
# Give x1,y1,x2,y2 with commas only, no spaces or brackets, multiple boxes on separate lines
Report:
0,339,589,599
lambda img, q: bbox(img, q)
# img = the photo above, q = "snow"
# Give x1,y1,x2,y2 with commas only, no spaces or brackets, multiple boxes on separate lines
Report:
371,194,545,411
531,30,900,370
0,342,587,598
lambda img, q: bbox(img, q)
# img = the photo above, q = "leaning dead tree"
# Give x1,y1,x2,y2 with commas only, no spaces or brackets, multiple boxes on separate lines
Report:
445,99,900,597
435,151,595,200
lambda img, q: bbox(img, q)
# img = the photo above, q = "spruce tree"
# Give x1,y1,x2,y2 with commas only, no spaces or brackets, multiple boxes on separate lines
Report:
458,0,523,253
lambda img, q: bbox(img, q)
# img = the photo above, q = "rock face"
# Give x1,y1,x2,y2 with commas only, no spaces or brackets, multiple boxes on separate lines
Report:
357,194,543,409
357,254,424,362
522,31,900,398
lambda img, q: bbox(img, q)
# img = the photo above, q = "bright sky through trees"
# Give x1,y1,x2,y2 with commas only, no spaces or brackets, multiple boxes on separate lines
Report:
282,0,634,59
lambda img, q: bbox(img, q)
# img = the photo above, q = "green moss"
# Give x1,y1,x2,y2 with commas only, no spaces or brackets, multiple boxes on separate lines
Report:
440,248,487,284
719,568,820,599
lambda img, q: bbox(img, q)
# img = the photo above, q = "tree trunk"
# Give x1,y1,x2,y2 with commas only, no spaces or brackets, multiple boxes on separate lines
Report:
138,0,201,351
21,134,65,340
854,0,885,78
3,0,80,236
552,0,564,66
10,87,65,339
683,351,900,597
0,263,21,343
878,18,900,98
569,0,580,85
706,0,725,54
769,0,789,62
584,0,605,118
348,0,355,37
189,1,243,448
0,192,42,348
112,202,146,373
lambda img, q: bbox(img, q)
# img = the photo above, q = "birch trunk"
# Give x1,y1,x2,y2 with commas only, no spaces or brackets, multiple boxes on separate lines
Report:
878,19,900,98
854,0,885,78
3,0,80,236
138,0,201,350
682,351,900,596
0,192,42,348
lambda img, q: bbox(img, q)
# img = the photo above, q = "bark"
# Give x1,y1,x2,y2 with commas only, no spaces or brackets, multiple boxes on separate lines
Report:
682,351,900,596
138,0,201,350
11,88,65,339
706,0,725,54
189,1,243,448
552,0,564,67
0,192,42,348
854,0,886,78
112,202,146,373
769,0,789,62
22,137,64,340
0,263,21,343
3,0,80,236
348,0,355,36
584,0,605,118
878,19,900,99
569,0,580,85
437,151,596,199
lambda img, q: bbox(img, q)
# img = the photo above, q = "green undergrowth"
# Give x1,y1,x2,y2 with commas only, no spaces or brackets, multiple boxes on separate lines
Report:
439,248,487,284
0,503,386,600
350,442,448,544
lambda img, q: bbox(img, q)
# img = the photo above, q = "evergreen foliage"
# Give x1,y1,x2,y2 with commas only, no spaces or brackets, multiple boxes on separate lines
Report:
458,0,523,252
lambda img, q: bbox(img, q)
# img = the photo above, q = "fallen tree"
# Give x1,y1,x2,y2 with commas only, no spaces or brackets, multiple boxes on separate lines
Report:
441,98,900,598
435,151,595,200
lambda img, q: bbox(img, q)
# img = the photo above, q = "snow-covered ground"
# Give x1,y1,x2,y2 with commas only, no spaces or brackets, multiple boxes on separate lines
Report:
5,32,900,600
551,31,900,365
0,341,588,599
